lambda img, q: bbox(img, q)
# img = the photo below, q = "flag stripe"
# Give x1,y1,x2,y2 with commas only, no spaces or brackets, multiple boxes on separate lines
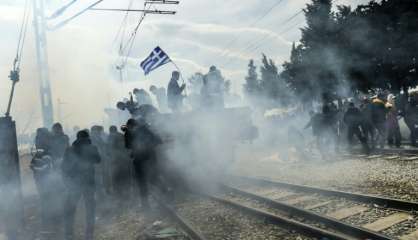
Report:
140,46,171,75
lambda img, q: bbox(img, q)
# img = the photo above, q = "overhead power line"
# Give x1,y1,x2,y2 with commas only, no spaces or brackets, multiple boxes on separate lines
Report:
6,0,31,116
117,0,179,70
113,0,135,47
221,8,304,67
119,6,149,68
221,0,341,68
281,10,303,25
48,0,105,30
145,0,180,4
14,0,31,71
219,0,285,58
47,0,78,19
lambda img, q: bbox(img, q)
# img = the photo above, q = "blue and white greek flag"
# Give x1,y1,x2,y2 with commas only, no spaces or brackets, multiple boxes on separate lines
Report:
140,46,171,75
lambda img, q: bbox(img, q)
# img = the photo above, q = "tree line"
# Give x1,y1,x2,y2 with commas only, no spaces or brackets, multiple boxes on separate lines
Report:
244,0,418,107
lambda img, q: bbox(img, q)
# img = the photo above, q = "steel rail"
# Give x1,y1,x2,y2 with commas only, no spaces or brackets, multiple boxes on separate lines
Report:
375,148,418,156
151,191,207,240
221,184,394,240
234,176,418,212
205,194,351,240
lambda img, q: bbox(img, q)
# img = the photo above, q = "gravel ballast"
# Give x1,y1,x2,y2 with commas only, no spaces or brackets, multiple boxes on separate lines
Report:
176,195,314,240
232,146,418,202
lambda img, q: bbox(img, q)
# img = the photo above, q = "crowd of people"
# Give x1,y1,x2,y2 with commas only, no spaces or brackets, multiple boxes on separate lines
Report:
28,66,232,240
304,92,418,157
31,122,137,240
29,67,418,239
127,66,228,114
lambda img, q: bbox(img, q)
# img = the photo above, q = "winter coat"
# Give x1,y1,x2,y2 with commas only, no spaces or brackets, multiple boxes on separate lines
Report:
62,139,101,186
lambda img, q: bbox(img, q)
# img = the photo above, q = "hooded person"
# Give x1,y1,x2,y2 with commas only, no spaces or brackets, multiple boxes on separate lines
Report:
62,130,101,240
35,128,51,152
50,123,70,167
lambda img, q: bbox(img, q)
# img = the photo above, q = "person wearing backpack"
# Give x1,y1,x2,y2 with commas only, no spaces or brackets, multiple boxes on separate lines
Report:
31,128,55,235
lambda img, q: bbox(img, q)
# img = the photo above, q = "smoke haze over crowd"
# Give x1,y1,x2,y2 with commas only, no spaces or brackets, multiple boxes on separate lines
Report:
0,0,370,132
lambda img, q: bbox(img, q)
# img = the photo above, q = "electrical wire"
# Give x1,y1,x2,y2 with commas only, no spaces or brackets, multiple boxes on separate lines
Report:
219,0,285,58
47,0,78,19
14,0,31,70
119,2,152,68
49,0,105,30
221,0,341,68
249,0,340,56
220,9,304,68
113,0,135,47
246,19,305,55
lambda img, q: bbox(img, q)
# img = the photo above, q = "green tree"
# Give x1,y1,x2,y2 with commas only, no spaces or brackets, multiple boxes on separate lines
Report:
259,54,290,106
282,0,340,104
282,42,315,103
243,59,260,98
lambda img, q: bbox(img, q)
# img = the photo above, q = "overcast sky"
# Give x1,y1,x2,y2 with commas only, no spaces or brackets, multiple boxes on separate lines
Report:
0,0,370,131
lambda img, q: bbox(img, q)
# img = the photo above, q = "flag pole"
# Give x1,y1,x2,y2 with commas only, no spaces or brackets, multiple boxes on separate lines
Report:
170,60,185,85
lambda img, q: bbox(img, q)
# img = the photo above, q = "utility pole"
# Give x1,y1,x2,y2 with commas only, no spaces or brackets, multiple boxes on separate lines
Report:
57,98,67,124
31,0,179,128
33,0,54,128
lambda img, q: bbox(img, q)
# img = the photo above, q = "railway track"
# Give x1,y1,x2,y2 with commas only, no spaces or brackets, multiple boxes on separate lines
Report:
153,186,355,239
151,190,207,240
223,176,418,240
173,193,336,240
339,148,418,162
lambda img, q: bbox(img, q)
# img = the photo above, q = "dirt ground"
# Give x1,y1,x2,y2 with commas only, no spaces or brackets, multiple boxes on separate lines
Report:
0,153,185,240
3,145,418,239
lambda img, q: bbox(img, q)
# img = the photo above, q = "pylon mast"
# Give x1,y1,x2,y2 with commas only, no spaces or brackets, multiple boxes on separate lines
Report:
33,0,54,128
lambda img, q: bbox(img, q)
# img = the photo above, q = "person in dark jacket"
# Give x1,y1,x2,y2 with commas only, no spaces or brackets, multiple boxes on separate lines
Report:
32,128,55,234
35,128,51,151
124,118,162,209
108,126,132,201
344,102,369,152
371,94,388,148
167,71,186,113
360,98,375,145
90,125,109,196
201,66,225,109
50,123,70,167
317,104,339,158
62,130,101,240
404,98,418,147
304,111,322,151
386,103,402,148
304,111,321,137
